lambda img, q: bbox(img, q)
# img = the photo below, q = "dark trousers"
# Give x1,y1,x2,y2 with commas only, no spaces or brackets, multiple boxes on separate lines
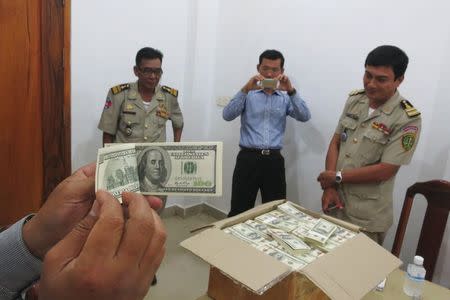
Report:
228,149,286,217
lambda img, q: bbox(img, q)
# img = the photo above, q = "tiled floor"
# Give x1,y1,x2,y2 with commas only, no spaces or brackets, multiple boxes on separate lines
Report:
145,213,218,300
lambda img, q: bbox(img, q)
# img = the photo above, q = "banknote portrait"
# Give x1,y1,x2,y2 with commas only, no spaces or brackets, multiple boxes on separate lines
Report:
137,146,172,192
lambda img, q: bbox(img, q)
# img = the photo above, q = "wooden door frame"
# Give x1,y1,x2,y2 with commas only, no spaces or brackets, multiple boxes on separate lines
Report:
41,0,71,200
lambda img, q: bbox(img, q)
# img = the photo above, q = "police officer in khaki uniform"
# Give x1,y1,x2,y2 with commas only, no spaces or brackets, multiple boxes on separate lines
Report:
317,45,421,245
98,47,183,286
98,47,183,145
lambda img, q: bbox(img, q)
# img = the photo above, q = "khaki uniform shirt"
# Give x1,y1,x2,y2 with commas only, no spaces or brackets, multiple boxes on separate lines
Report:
98,81,184,143
335,90,421,232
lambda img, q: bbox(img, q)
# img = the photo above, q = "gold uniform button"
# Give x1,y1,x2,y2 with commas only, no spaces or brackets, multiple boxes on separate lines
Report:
127,121,131,125
145,124,148,128
353,138,358,143
144,136,148,140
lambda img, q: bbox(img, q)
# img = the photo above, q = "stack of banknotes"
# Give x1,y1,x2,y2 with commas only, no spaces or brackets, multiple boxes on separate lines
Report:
223,202,356,270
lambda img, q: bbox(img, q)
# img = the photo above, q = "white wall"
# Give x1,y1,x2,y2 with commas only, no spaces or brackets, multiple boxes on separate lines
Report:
72,0,450,286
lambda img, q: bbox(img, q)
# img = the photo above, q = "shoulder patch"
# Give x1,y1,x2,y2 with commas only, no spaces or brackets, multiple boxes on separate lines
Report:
110,83,130,95
349,89,365,96
400,100,421,118
162,85,178,97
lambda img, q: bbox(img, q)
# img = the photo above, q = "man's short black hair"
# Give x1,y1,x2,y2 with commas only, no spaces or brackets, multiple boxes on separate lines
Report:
365,45,409,79
135,47,164,66
259,49,285,68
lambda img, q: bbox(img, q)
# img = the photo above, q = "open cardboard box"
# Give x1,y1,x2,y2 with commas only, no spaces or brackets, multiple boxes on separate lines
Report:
181,200,402,300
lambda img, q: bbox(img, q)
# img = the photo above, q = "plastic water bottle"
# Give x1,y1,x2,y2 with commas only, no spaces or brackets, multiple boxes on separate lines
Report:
403,255,426,298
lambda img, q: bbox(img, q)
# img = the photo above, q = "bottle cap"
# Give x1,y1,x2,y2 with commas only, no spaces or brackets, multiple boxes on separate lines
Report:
414,255,424,265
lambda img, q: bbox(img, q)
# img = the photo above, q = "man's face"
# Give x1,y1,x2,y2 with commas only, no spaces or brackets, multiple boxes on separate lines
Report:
134,58,163,90
363,65,403,104
146,150,164,182
257,58,284,79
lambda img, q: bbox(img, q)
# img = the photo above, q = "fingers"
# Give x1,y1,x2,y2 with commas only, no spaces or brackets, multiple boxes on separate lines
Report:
79,191,125,261
140,209,167,281
76,162,96,178
144,195,163,211
44,200,100,268
117,192,155,264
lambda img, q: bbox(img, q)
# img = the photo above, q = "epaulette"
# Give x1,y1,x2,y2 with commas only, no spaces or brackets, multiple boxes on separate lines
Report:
161,85,178,97
400,100,421,118
349,89,365,96
111,83,130,95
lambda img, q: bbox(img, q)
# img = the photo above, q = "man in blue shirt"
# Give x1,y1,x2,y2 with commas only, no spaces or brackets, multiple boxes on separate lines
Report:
223,49,311,217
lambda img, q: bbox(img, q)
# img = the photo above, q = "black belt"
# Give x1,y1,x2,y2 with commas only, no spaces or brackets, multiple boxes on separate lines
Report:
240,147,281,156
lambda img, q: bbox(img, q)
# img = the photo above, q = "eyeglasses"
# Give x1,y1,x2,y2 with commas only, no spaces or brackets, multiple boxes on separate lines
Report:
138,67,163,77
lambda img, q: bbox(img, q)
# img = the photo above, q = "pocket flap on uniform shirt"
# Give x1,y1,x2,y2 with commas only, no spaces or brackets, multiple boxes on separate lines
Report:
363,130,389,145
340,117,358,130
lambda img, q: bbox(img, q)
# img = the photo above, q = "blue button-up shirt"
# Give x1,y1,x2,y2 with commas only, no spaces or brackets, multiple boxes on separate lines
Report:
223,89,311,149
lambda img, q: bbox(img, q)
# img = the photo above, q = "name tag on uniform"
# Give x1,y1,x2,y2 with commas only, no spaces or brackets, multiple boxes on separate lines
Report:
122,111,136,115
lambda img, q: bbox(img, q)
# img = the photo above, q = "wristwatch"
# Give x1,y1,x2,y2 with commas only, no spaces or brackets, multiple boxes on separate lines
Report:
335,170,343,184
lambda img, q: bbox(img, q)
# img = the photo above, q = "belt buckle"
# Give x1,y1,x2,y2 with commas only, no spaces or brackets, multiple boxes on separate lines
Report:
261,149,270,155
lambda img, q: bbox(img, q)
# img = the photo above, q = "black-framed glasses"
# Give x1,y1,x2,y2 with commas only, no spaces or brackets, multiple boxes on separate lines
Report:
138,67,163,77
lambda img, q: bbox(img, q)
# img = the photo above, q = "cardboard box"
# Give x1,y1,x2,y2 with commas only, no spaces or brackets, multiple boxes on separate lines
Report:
181,200,402,300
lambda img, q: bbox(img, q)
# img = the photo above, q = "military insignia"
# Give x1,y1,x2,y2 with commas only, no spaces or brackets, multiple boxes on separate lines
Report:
125,126,133,136
103,97,112,110
111,83,130,95
372,122,391,135
345,113,359,120
400,100,421,118
156,104,170,119
161,85,178,97
126,104,134,110
402,133,416,151
349,89,365,96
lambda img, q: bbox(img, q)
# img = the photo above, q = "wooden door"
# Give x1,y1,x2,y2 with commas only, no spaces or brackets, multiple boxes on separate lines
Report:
0,0,71,226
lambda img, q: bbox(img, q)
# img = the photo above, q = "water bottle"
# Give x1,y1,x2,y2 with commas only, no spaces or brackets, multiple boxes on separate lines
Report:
403,255,426,298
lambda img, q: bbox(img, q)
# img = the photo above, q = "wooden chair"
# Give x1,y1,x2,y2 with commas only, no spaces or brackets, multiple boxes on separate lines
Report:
392,180,450,281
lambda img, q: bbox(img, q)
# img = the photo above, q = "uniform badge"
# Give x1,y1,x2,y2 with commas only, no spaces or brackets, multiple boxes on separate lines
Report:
156,103,170,119
372,122,391,135
111,83,130,95
104,97,112,110
126,104,134,110
400,100,421,118
401,126,418,151
161,85,178,97
125,126,133,136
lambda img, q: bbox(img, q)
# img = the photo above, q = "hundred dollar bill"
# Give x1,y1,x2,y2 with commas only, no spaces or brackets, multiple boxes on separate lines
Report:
255,211,298,232
304,218,337,245
268,228,311,255
96,142,223,201
277,202,318,225
229,223,268,245
254,244,306,270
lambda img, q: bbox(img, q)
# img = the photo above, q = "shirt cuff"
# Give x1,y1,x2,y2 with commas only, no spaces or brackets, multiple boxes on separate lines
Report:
0,215,42,299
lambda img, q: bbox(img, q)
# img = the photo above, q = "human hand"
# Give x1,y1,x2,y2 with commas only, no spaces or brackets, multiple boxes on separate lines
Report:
321,188,344,212
276,74,294,94
241,74,265,93
39,191,166,300
22,163,163,259
317,170,337,190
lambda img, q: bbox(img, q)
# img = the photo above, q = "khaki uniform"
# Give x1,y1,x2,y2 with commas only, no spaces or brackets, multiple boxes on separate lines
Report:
98,81,183,143
334,89,421,233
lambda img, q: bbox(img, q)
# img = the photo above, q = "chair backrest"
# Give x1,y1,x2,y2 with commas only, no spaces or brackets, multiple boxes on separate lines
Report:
391,180,450,281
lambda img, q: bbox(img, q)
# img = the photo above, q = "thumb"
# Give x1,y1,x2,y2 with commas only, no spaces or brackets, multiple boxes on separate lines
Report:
46,200,100,264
